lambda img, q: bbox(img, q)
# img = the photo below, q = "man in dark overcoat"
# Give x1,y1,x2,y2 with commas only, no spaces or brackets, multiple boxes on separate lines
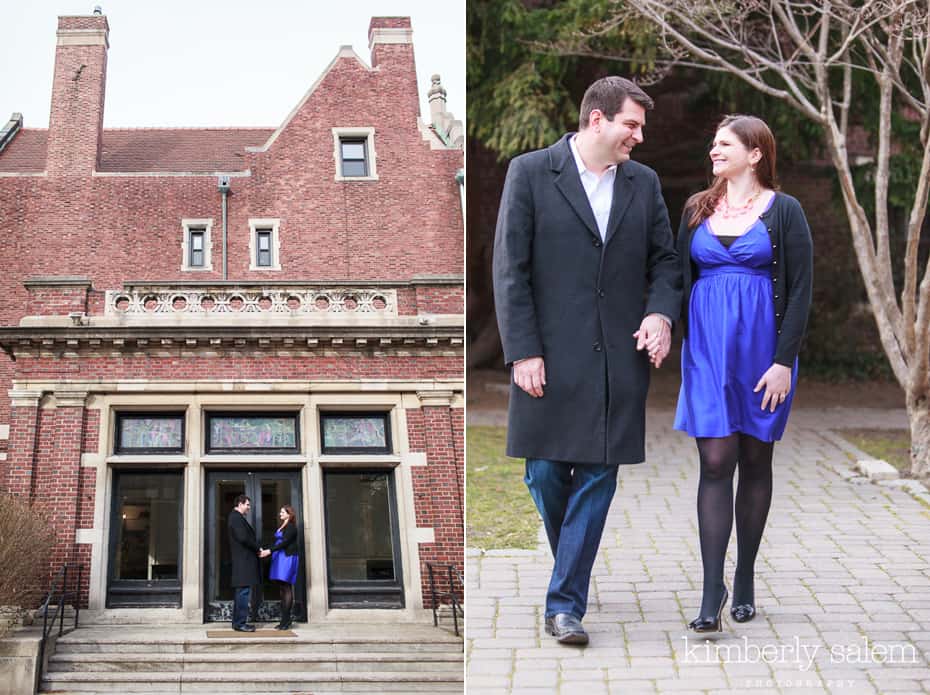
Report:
492,76,682,644
227,494,268,632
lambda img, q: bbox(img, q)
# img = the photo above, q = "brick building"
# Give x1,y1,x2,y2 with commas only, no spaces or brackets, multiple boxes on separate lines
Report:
0,13,464,625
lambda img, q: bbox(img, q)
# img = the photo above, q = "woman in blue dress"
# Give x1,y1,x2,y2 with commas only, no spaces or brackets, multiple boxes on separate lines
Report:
674,115,812,632
265,504,300,630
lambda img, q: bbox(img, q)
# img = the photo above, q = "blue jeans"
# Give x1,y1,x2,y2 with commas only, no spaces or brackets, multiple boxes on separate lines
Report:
232,586,251,628
525,459,619,620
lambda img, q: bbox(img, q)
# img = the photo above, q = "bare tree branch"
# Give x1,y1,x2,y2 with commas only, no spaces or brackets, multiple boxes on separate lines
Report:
874,18,906,353
628,0,825,119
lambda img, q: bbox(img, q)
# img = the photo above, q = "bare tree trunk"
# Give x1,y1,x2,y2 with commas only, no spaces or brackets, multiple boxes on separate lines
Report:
907,390,930,478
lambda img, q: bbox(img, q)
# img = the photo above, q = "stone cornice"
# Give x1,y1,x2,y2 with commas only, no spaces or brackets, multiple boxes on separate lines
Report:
24,276,92,288
0,323,463,359
119,277,463,289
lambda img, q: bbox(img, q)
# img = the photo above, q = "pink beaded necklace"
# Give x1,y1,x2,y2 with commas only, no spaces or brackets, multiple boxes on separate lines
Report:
717,189,762,219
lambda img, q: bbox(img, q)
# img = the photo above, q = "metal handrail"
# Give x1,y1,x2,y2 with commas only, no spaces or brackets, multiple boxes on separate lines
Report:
426,562,464,637
34,564,82,694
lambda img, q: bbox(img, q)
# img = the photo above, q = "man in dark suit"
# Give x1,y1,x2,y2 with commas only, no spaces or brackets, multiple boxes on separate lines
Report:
493,76,682,645
227,494,269,632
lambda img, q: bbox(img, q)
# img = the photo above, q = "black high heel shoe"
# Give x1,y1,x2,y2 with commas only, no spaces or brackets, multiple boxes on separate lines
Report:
688,588,728,633
730,603,755,622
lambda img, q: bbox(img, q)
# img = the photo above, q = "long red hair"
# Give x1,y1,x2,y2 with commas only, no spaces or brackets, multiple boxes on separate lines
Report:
686,115,779,229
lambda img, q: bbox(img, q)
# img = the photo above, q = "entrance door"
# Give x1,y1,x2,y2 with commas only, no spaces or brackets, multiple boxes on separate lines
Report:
204,470,306,622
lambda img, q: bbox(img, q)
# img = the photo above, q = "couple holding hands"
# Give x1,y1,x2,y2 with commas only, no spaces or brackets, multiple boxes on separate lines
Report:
227,495,300,632
493,76,813,644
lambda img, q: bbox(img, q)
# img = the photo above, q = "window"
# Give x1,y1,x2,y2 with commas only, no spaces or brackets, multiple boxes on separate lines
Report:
181,219,212,271
256,229,272,267
189,229,205,267
340,139,368,177
248,218,281,271
320,413,391,455
114,413,185,454
331,127,378,181
324,470,404,608
107,471,183,608
205,412,300,454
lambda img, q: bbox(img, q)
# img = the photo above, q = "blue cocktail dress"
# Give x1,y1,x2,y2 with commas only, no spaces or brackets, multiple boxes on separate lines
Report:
268,529,299,585
674,209,798,442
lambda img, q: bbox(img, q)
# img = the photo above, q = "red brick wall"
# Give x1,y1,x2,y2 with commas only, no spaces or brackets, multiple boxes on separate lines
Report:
35,405,85,572
23,283,90,316
82,409,99,453
415,285,464,314
10,351,461,381
407,406,465,607
6,402,40,499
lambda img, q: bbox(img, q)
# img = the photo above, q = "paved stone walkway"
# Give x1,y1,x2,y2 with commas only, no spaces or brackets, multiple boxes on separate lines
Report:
466,406,930,694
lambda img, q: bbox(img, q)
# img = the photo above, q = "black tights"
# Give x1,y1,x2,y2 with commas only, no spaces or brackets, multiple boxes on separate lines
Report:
695,433,774,617
277,581,294,624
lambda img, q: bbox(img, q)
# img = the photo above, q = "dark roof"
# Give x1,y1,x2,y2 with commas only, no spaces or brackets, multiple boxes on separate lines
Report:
0,128,275,173
0,129,47,173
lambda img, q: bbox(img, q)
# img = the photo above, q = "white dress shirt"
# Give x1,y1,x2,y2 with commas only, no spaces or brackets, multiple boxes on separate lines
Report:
569,135,616,241
569,134,671,328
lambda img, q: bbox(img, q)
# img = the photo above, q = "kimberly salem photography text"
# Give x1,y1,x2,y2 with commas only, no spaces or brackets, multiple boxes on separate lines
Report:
682,635,921,672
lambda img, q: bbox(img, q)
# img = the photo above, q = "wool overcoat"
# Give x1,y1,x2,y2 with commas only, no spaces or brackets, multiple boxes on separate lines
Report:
227,509,261,588
493,134,682,465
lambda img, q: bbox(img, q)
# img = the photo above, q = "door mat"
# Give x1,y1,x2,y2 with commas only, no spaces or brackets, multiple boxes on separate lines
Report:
206,629,298,638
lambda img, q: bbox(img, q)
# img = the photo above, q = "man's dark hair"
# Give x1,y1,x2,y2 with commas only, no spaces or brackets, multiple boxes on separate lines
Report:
234,494,250,507
579,76,654,130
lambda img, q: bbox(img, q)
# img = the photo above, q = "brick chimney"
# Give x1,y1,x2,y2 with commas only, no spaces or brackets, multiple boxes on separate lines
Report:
46,14,109,176
368,17,419,117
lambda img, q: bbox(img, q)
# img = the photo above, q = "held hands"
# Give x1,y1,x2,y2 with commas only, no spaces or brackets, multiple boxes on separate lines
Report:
513,356,546,398
754,364,792,412
258,548,271,558
633,314,671,368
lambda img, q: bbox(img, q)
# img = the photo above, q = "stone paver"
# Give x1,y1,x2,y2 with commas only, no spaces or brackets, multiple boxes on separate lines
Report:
466,406,930,693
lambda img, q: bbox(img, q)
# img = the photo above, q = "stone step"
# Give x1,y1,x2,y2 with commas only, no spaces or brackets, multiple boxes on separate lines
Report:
49,650,462,672
55,636,461,655
40,670,464,692
42,692,358,695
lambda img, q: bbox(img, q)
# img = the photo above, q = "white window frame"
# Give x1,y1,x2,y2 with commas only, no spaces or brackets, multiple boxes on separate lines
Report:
181,219,213,272
332,127,378,181
248,218,281,271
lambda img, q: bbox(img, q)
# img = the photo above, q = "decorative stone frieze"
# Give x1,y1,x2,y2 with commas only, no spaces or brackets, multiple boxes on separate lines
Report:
105,285,398,320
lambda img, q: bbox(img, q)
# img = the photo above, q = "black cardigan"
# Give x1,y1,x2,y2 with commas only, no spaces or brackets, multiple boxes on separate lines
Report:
676,192,813,367
265,523,299,557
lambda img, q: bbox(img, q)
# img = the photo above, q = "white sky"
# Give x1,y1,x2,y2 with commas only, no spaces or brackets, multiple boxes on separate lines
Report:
0,1,464,129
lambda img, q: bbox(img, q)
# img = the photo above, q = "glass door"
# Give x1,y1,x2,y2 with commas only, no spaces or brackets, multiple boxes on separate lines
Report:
324,470,404,608
203,470,305,622
107,471,183,607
